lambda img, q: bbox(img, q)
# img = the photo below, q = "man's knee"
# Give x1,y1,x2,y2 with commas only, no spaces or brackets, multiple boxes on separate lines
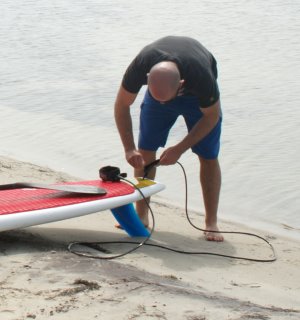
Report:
198,156,220,169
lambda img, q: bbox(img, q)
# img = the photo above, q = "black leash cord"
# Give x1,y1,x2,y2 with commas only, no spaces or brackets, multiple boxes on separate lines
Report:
175,161,277,262
68,163,277,262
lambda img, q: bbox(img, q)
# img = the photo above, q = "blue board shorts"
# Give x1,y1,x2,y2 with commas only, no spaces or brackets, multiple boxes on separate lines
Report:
138,90,222,159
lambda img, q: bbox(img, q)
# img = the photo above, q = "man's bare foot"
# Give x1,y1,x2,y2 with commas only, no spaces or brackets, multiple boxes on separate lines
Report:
204,225,224,242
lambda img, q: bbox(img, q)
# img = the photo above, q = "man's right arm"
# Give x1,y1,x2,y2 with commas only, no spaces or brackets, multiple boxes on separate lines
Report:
114,86,145,168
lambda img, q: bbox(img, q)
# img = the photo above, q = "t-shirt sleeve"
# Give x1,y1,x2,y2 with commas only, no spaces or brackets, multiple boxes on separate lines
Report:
198,79,220,107
121,55,148,93
195,55,220,107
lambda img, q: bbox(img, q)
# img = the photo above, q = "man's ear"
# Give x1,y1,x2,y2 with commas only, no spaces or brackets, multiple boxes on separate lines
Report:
177,79,185,96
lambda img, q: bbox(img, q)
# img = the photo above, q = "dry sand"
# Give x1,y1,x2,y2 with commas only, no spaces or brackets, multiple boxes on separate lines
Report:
0,156,299,320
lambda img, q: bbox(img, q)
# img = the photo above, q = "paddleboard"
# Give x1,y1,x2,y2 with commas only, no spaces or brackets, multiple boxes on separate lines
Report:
0,178,165,237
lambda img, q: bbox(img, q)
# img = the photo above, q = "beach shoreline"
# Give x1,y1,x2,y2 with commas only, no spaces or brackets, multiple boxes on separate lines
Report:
0,156,299,319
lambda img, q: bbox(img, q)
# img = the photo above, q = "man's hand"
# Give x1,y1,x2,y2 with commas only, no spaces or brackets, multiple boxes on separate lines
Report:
125,149,145,169
159,146,182,165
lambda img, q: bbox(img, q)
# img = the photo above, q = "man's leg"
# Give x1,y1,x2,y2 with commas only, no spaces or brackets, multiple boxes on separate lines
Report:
134,149,157,227
199,156,224,241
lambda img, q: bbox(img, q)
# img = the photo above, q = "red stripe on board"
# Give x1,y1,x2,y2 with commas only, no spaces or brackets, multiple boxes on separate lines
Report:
0,180,134,215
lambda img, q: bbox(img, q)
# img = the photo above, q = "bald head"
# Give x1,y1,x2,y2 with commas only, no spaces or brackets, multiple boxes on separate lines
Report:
148,62,182,103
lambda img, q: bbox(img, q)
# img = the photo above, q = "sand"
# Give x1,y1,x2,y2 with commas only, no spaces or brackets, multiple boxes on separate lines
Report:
0,155,299,320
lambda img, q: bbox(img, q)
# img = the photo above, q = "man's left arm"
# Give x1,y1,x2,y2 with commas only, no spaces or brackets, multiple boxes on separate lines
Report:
159,100,221,165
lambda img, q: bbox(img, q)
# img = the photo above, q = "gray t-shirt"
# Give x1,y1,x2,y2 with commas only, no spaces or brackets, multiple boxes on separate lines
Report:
122,36,220,107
